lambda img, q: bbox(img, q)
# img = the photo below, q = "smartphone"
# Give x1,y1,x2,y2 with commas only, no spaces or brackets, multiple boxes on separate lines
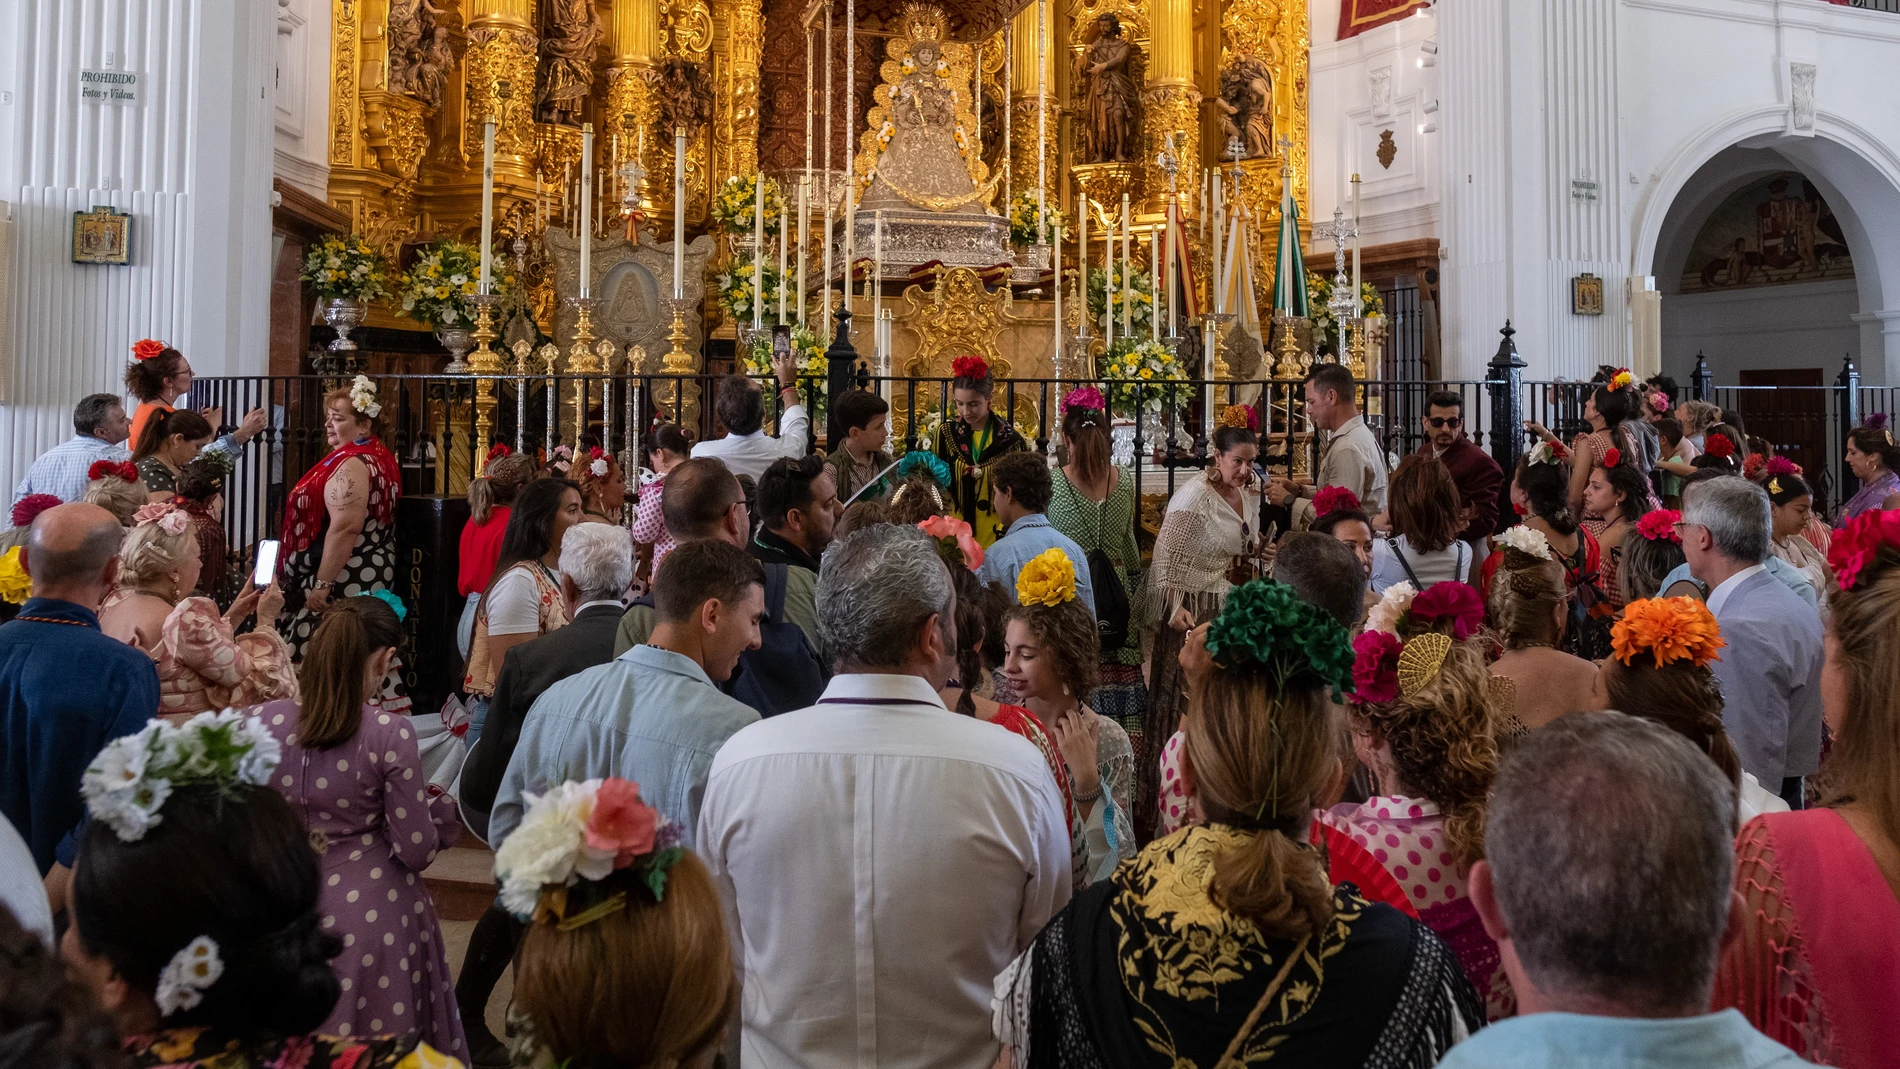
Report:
253,540,280,588
772,323,792,362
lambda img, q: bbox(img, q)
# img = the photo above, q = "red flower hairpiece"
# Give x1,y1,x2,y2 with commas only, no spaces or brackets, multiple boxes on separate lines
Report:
1350,630,1403,705
1407,581,1486,642
1764,455,1801,477
918,515,984,571
1741,453,1766,480
1704,432,1735,458
590,446,605,460
1313,485,1361,517
950,355,991,382
1602,447,1622,470
485,443,513,463
88,460,139,484
1637,509,1682,544
10,494,63,530
1828,509,1900,592
131,339,167,362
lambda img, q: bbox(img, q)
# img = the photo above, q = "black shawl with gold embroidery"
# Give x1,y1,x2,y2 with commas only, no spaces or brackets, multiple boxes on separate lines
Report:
1004,826,1483,1069
931,413,1028,546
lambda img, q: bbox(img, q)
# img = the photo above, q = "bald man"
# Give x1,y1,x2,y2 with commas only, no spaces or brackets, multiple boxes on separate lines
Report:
0,503,158,882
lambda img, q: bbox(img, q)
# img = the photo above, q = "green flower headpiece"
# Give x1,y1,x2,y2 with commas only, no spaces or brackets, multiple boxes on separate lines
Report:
1204,579,1355,700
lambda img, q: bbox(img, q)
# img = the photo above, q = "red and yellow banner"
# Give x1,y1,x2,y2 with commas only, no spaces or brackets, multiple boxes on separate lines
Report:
1337,0,1429,41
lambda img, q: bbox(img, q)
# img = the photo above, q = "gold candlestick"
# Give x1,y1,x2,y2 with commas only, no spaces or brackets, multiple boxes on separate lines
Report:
468,293,503,469
1273,315,1307,380
1346,316,1370,380
565,297,610,445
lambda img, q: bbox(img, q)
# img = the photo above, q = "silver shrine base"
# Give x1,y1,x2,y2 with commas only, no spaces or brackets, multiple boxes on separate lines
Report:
846,210,1048,284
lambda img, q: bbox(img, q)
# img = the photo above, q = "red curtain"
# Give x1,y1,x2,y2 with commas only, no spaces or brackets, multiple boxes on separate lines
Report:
1337,0,1429,41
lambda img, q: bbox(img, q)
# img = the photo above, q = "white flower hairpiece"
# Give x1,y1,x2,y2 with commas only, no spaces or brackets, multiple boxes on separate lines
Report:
1527,439,1568,468
1365,581,1417,637
589,458,610,478
348,374,382,420
82,710,282,842
1494,525,1553,561
155,936,223,1016
494,778,684,921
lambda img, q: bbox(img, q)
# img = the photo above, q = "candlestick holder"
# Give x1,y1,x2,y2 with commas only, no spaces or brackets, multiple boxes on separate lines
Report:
1346,316,1371,381
661,297,695,375
565,297,611,444
466,293,504,465
1203,312,1236,382
1272,315,1308,380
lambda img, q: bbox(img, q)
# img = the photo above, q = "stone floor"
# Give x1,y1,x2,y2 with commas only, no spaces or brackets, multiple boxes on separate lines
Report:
426,843,510,1042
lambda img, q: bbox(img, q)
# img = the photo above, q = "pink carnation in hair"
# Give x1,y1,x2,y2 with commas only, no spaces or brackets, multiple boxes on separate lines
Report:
1407,581,1485,641
586,778,658,868
1351,630,1403,705
1829,509,1900,591
1312,485,1361,518
1061,386,1106,415
1765,455,1802,477
1637,509,1682,544
918,515,984,571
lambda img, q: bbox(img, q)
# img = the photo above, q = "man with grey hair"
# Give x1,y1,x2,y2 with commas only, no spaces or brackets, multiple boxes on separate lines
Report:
698,524,1071,1069
1681,477,1823,808
1441,712,1819,1067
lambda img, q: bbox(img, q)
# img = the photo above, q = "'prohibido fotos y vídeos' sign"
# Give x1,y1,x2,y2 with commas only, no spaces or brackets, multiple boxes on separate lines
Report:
78,69,140,105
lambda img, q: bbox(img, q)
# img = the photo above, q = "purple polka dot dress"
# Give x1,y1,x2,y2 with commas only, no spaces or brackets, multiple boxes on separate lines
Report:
252,698,468,1056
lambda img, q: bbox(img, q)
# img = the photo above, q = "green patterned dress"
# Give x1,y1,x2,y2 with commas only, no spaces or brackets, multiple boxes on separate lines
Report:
1047,466,1145,739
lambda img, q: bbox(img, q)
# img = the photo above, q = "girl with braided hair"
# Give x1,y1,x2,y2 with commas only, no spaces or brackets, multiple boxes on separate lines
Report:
1485,526,1598,730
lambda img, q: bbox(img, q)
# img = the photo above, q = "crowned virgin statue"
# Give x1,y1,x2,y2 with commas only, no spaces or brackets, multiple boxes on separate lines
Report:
858,4,998,215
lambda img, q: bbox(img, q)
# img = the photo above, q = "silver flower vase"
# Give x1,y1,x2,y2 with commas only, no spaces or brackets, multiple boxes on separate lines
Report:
323,298,367,352
437,326,474,374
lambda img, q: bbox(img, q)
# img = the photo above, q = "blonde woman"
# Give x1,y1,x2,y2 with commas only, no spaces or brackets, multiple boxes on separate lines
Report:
98,501,295,720
81,459,147,526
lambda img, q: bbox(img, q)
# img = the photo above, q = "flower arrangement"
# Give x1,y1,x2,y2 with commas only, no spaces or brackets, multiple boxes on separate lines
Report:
1610,597,1725,669
1765,455,1802,477
1828,508,1900,591
1016,548,1078,608
743,325,828,382
81,710,282,843
132,338,169,362
1494,525,1553,560
714,254,789,325
710,174,787,237
396,239,484,328
10,493,62,530
1703,432,1736,459
0,548,31,605
1313,485,1361,518
300,233,389,301
1007,190,1064,247
1101,339,1189,418
1527,439,1569,467
1085,265,1155,336
1306,275,1387,344
349,374,383,419
493,778,685,920
1205,578,1355,699
1218,404,1258,432
1409,582,1486,641
952,355,991,383
919,515,983,571
1061,385,1106,415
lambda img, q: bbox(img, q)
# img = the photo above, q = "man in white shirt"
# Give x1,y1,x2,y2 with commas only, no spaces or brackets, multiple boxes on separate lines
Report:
698,524,1072,1069
1681,477,1823,809
1270,362,1389,526
691,349,809,480
12,395,131,505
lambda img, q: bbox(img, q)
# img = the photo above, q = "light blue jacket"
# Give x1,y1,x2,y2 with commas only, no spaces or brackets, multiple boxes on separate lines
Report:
978,513,1097,614
1435,1009,1822,1069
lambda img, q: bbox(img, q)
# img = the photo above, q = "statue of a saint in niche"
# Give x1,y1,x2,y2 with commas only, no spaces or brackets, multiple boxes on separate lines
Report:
1214,59,1274,160
536,0,603,125
1073,13,1141,164
862,34,991,213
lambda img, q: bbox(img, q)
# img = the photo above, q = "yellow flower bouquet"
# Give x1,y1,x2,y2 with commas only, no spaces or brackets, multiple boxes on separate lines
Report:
1085,265,1155,336
396,239,512,328
710,173,786,237
1101,338,1189,417
299,233,389,301
1008,190,1065,247
714,254,789,326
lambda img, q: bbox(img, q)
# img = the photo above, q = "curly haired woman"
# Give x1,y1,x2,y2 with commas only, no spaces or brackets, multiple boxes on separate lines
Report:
1328,580,1512,1019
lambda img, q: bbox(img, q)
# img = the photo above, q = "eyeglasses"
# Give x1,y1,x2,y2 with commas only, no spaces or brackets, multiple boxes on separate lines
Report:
1427,416,1462,429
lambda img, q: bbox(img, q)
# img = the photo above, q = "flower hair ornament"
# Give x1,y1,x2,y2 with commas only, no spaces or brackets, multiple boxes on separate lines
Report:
587,446,612,479
1602,447,1623,469
1704,432,1735,459
1611,597,1725,669
1312,485,1360,518
88,459,140,485
1828,508,1900,591
348,375,382,419
951,355,992,383
132,500,192,536
1494,525,1553,561
1764,455,1802,478
493,778,686,926
1637,509,1682,544
1061,385,1106,416
1016,547,1077,608
0,548,31,605
10,493,63,530
1527,439,1569,467
131,338,168,362
895,449,954,489
1204,579,1354,700
82,710,283,844
1351,629,1453,705
155,935,224,1016
1742,453,1766,480
366,588,409,621
919,515,984,570
1608,368,1633,391
485,442,514,464
1650,390,1671,415
1868,412,1892,444
1218,404,1259,432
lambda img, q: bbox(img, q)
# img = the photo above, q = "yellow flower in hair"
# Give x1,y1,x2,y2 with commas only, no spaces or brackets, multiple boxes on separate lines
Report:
0,548,28,605
1016,548,1078,608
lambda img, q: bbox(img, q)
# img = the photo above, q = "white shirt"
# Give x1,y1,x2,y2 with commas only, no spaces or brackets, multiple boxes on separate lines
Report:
1370,535,1472,595
690,403,811,481
698,673,1072,1069
1705,563,1766,617
1292,413,1390,526
487,565,559,636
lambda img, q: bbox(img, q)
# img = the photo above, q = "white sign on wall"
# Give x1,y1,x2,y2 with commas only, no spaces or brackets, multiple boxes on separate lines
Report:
78,69,141,105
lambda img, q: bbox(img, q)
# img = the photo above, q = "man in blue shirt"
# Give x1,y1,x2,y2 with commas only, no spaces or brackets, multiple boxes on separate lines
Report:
0,503,158,881
11,394,131,505
978,451,1095,614
1440,712,1819,1069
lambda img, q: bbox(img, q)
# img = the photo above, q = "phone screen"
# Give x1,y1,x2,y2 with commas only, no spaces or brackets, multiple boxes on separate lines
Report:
772,324,792,361
253,540,280,588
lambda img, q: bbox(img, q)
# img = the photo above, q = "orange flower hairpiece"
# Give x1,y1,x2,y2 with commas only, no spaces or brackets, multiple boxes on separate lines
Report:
1611,597,1725,670
131,339,167,361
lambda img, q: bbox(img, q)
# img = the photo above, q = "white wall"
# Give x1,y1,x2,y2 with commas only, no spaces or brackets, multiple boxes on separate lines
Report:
0,0,277,495
1661,279,1858,386
274,0,331,199
1434,0,1900,384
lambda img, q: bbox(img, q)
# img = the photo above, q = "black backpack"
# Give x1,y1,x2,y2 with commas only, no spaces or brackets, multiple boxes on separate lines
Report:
1088,547,1132,652
724,562,829,717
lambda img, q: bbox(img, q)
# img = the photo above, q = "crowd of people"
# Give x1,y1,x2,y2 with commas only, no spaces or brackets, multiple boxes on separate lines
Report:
0,343,1895,1069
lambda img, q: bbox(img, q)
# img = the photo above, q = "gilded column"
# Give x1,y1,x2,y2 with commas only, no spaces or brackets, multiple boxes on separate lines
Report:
1007,5,1059,215
466,0,539,173
1143,0,1199,215
726,0,763,177
609,0,661,210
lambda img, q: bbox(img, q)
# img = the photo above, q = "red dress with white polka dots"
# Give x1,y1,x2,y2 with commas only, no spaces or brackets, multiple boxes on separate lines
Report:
252,698,468,1056
1320,796,1516,1021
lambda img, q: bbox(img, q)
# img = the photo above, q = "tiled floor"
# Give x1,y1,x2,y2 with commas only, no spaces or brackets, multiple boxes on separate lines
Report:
439,917,512,1042
426,842,511,1044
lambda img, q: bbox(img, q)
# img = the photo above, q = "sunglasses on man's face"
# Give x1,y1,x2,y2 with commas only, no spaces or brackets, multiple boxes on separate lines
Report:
1428,416,1462,429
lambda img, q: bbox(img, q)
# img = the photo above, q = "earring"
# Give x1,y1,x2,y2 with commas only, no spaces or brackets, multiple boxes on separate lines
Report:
1062,683,1071,696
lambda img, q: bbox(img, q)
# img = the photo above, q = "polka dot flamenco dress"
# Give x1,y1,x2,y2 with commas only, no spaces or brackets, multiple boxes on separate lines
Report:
253,698,467,1057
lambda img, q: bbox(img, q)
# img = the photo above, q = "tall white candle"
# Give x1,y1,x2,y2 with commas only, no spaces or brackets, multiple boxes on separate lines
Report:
479,118,496,293
1212,178,1224,315
796,177,809,327
1165,199,1176,337
1120,194,1131,338
579,124,594,298
872,210,884,352
753,171,765,330
1150,221,1160,343
1351,172,1363,317
672,130,686,300
1052,221,1063,379
778,192,790,324
563,161,572,227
